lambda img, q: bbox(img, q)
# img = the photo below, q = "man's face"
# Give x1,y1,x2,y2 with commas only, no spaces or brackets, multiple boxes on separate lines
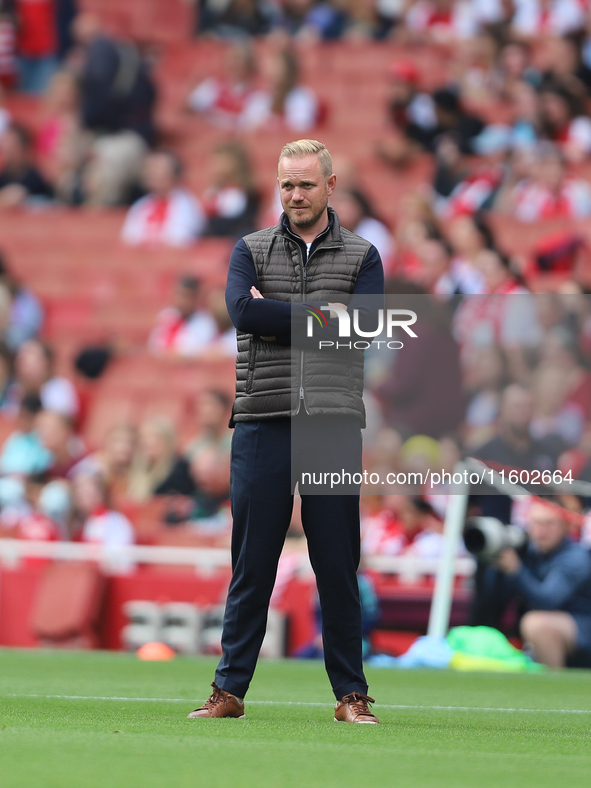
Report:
278,155,336,231
174,284,198,318
500,386,533,435
528,502,568,553
144,154,176,197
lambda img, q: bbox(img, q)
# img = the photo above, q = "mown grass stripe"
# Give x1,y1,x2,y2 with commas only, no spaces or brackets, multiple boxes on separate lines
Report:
6,693,591,715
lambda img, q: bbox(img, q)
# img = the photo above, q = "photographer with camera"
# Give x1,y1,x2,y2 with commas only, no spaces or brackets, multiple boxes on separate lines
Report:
469,498,591,668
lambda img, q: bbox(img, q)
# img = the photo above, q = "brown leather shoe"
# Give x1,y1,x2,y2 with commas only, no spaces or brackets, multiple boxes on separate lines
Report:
187,683,245,719
334,692,379,724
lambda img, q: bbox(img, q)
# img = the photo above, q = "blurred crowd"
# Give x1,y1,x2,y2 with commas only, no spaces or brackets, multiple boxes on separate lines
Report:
0,248,238,553
0,362,235,554
196,0,591,43
6,5,591,233
359,285,591,558
0,0,590,563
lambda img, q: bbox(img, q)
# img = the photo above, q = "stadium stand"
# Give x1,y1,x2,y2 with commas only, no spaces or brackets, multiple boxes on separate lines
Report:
1,0,591,657
30,560,105,647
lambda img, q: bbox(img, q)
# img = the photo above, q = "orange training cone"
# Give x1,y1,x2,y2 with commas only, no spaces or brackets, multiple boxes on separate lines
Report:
136,642,176,661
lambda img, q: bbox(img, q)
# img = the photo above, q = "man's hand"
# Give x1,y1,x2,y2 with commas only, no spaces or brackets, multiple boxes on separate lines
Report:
496,547,521,575
249,286,276,340
327,302,347,319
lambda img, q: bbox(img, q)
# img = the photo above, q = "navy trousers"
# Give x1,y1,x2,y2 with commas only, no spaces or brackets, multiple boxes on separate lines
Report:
215,413,368,700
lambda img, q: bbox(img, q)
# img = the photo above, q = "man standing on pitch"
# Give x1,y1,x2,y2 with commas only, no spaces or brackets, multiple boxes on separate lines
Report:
188,140,384,724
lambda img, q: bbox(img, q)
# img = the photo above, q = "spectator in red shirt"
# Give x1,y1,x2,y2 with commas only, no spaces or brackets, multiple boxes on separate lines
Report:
511,0,586,39
361,496,407,557
405,0,484,43
15,0,58,93
121,150,206,248
507,142,591,221
148,275,218,358
16,472,63,541
187,40,262,131
74,472,135,573
362,495,450,559
74,472,135,549
439,126,508,219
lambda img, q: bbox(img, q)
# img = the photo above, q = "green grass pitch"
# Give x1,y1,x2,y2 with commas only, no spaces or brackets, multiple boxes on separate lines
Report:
1,649,591,788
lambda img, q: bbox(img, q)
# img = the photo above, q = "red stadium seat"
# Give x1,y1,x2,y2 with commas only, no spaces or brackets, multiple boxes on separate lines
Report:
42,298,96,340
30,561,105,648
82,395,137,450
140,393,189,427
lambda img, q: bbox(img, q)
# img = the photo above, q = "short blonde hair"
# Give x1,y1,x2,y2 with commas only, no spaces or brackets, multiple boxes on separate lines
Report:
278,139,333,180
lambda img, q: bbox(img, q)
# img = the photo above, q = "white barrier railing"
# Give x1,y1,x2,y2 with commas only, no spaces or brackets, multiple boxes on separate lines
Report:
0,538,475,579
0,539,231,575
364,553,474,579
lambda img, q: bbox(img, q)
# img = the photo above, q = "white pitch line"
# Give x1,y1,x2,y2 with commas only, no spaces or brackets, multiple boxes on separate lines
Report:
4,693,591,715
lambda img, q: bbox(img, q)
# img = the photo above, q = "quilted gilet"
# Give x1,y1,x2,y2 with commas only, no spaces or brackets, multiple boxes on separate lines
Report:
231,208,371,424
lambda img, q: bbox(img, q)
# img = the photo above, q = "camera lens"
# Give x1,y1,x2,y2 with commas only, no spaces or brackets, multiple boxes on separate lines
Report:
463,525,486,555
